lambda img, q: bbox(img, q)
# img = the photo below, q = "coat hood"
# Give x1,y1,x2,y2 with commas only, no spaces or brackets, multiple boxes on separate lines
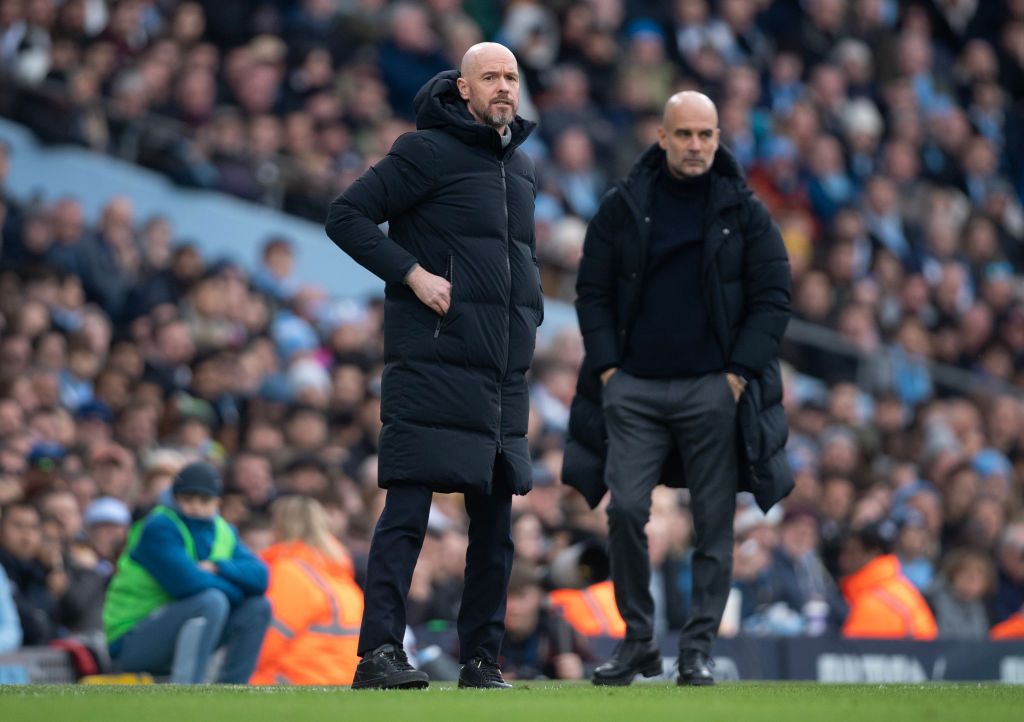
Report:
413,69,536,155
260,539,354,580
840,553,902,600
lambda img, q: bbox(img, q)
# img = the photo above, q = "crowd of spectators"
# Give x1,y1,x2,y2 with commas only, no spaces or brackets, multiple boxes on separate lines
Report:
3,1,1024,302
1,0,1024,680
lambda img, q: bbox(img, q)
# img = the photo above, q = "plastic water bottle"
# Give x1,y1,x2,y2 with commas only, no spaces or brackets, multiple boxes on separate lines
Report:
803,599,829,637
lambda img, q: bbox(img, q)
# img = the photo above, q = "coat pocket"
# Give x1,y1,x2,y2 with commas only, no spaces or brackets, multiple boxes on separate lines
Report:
434,253,454,338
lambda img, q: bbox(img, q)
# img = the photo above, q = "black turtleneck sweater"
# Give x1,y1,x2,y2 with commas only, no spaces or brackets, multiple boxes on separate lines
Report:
621,162,725,378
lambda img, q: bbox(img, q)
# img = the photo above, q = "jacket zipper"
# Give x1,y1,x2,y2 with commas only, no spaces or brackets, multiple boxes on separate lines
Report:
434,253,453,338
497,159,510,455
615,180,653,346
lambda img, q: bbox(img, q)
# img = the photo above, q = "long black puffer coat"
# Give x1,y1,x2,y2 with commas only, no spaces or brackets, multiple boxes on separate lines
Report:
562,143,793,512
325,70,542,495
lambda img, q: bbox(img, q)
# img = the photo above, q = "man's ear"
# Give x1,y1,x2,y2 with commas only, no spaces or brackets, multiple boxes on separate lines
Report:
456,76,470,101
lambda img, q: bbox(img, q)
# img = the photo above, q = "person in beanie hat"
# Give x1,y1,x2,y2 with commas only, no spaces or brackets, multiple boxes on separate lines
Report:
172,460,224,498
102,462,271,683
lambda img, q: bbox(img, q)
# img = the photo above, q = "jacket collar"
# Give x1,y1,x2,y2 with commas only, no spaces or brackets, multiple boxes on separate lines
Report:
413,69,536,157
618,143,746,216
616,144,749,279
156,490,217,528
0,548,47,583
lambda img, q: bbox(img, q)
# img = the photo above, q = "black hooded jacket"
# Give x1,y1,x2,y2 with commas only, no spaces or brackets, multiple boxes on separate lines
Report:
325,70,542,495
562,143,793,512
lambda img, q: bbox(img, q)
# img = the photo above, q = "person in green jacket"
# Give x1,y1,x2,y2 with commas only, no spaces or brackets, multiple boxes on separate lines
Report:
103,462,270,683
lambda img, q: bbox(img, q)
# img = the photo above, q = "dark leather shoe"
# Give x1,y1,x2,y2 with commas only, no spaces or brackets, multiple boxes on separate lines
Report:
591,639,662,686
677,650,715,686
459,656,512,688
352,644,430,689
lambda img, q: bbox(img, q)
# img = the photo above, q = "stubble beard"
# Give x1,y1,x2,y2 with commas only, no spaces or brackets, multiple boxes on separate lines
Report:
486,112,510,128
678,156,709,177
473,98,514,130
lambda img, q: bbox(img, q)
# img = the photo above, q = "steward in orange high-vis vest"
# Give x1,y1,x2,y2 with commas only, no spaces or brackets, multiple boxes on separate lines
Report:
252,498,363,685
839,525,937,640
991,609,1024,640
549,580,626,638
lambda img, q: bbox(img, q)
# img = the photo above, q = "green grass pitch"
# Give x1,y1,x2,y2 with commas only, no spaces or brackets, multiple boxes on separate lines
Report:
1,683,1023,722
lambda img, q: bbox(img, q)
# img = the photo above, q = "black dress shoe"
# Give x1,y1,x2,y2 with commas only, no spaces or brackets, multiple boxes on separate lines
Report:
591,639,663,686
459,656,512,688
352,644,430,689
677,650,715,686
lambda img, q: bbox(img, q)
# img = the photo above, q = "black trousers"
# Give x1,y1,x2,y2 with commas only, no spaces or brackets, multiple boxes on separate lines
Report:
602,370,738,655
357,470,514,664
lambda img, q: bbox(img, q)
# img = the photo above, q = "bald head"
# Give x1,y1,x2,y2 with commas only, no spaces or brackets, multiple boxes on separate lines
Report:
102,196,135,229
457,43,520,133
662,91,718,127
461,42,517,78
658,91,720,178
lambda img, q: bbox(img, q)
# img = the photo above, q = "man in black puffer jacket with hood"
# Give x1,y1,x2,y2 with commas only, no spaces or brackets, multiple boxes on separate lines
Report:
563,92,792,686
325,42,542,690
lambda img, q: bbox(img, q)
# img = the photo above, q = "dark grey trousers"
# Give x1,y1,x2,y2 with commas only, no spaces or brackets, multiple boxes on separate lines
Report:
602,370,738,655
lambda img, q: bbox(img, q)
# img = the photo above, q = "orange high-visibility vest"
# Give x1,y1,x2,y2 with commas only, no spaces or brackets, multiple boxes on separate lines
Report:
548,580,626,638
991,611,1024,640
251,541,363,685
840,554,938,640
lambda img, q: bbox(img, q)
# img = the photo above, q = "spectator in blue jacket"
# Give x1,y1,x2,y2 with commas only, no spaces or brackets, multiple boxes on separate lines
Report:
102,462,270,683
0,562,22,653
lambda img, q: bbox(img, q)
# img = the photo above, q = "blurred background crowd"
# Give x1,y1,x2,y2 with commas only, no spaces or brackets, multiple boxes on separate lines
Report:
2,0,1024,681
